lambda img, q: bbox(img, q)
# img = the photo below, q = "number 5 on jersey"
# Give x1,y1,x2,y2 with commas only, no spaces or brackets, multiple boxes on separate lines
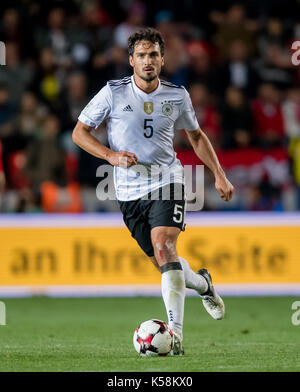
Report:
144,119,153,138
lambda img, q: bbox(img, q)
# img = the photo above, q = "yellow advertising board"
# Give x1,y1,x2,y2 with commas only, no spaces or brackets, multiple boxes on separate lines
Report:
0,224,299,285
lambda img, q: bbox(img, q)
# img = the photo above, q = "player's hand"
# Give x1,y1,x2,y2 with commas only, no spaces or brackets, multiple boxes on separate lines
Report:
215,171,234,202
107,150,138,168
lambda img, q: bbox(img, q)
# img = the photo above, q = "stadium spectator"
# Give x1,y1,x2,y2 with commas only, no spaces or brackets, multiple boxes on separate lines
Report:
254,42,293,89
114,2,146,49
88,46,131,96
0,85,19,181
37,7,71,67
30,47,62,109
257,18,287,56
213,4,256,60
186,41,217,91
220,86,253,149
59,72,88,132
0,8,34,60
252,83,285,147
17,91,47,140
189,83,220,149
25,114,66,192
14,187,42,213
154,10,176,43
0,42,32,105
248,181,284,211
217,39,259,97
81,1,114,54
1,9,23,49
0,85,15,138
160,35,188,86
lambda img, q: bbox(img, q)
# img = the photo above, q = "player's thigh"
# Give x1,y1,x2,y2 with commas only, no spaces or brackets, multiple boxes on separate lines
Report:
149,188,185,263
118,199,155,258
148,184,186,233
149,195,185,251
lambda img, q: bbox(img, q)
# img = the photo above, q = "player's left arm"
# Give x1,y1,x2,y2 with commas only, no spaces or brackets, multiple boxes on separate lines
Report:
185,128,234,202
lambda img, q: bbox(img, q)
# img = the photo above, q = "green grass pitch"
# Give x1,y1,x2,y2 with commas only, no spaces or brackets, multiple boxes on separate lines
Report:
0,296,299,372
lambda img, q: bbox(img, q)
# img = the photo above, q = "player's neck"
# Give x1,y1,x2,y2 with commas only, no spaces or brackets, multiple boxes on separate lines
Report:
133,74,159,94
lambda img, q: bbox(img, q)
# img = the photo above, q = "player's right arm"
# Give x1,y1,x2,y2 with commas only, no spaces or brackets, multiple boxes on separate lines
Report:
72,83,137,168
72,121,138,168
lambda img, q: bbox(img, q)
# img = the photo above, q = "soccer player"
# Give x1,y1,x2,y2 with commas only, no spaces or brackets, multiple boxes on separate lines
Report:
73,28,234,355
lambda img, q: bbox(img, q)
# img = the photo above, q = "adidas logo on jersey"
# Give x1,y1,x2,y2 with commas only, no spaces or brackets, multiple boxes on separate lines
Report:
123,105,133,112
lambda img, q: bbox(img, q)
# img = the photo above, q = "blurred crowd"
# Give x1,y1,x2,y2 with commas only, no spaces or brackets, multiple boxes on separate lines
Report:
0,0,299,213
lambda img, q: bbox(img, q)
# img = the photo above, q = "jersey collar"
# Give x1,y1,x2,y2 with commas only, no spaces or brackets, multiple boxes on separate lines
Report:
131,75,161,98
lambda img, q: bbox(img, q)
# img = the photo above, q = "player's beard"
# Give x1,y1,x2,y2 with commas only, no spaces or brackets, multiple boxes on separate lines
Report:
140,73,157,82
139,67,160,83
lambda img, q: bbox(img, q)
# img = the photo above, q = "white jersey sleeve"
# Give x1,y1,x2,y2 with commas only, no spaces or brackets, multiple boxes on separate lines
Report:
78,83,112,128
174,88,199,132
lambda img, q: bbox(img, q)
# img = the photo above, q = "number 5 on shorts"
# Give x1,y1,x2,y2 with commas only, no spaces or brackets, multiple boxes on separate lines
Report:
173,204,183,223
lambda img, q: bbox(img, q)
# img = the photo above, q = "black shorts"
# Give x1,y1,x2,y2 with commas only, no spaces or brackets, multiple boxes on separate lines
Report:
118,183,186,257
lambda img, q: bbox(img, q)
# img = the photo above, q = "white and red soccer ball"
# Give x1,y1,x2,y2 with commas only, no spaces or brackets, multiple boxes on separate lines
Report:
133,319,174,356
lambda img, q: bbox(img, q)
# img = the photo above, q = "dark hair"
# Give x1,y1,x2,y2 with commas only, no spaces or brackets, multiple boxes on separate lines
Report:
128,27,165,56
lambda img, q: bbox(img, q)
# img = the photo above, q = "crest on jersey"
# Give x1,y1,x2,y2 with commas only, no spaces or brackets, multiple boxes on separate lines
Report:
162,102,173,116
144,102,153,115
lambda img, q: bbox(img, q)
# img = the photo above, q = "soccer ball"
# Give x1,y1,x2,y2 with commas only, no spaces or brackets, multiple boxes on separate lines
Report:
133,319,174,356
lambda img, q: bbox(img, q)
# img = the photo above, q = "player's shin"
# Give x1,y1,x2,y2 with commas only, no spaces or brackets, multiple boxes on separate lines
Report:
160,262,185,338
179,256,208,294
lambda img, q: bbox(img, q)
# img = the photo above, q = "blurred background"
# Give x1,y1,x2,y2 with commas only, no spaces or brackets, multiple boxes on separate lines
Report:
0,0,299,214
1,2,300,374
0,3,300,374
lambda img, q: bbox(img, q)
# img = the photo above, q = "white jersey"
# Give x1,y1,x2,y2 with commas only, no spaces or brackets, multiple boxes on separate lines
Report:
78,75,199,201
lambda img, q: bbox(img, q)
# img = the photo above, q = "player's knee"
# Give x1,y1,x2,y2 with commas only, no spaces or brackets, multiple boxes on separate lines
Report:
152,235,177,263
